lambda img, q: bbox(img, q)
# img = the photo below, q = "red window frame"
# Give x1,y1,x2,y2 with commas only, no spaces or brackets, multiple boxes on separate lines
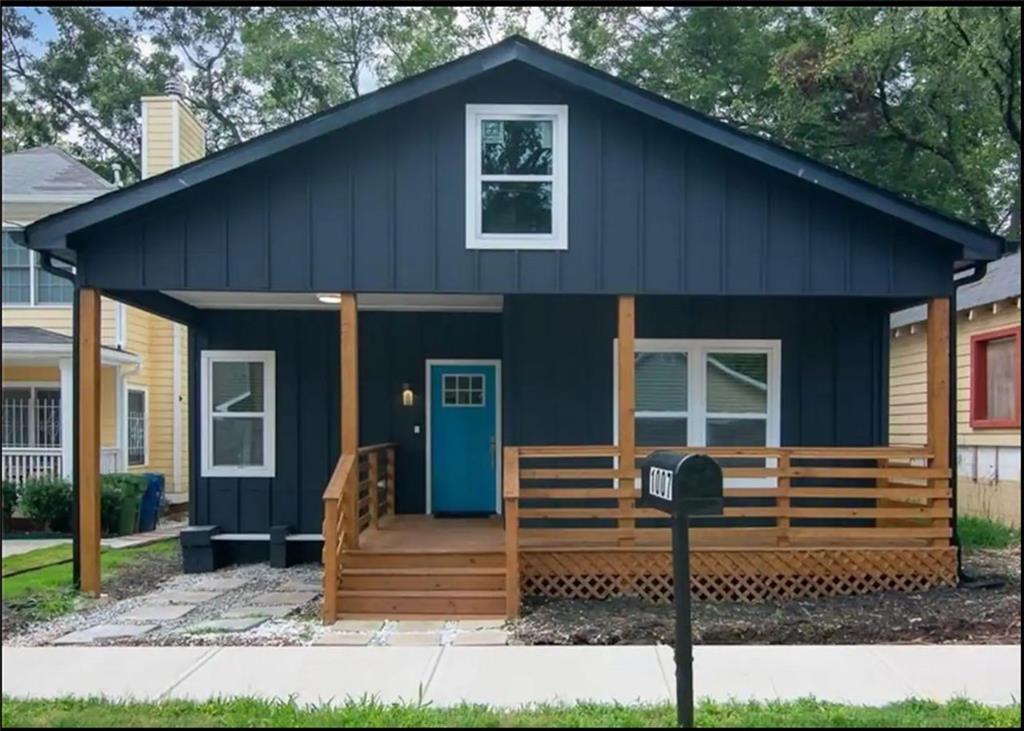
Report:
969,324,1021,429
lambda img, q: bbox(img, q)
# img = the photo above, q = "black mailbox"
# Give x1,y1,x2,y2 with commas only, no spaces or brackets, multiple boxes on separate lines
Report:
639,451,724,516
639,450,724,728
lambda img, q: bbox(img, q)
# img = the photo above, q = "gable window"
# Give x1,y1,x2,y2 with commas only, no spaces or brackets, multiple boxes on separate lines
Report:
616,339,781,486
2,234,73,306
126,387,147,466
465,104,568,250
2,386,61,447
200,351,275,477
970,326,1021,429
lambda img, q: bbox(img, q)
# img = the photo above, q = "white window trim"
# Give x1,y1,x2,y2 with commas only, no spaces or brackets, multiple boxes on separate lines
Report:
200,350,276,478
465,104,569,250
1,381,62,448
126,384,149,467
613,338,782,488
1,242,74,308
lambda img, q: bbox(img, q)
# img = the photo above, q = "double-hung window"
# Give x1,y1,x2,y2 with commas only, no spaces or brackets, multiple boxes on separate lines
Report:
200,351,275,477
1,386,61,447
465,104,568,250
969,325,1021,429
2,234,73,305
618,339,781,486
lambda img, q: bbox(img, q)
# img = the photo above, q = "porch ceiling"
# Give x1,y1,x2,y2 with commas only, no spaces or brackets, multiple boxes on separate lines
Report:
161,291,504,312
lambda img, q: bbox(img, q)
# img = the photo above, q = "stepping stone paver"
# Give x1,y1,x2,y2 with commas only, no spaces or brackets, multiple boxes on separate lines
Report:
190,576,249,591
250,591,318,607
392,620,447,632
276,581,322,592
315,632,374,646
452,630,509,646
331,620,384,632
186,617,266,634
148,590,222,605
456,619,506,631
387,632,441,646
120,604,196,622
53,624,156,645
221,605,295,620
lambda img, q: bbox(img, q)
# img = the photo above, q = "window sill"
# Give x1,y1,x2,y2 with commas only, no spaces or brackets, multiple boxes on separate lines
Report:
201,467,276,479
969,418,1020,430
466,237,568,251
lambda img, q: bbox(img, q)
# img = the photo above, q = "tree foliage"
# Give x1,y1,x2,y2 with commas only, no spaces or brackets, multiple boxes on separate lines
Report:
2,6,1017,233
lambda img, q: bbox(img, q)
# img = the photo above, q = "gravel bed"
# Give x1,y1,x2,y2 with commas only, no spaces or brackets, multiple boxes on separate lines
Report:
6,563,327,647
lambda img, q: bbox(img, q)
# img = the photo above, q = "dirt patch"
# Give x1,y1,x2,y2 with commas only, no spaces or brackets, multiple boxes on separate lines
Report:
512,547,1021,646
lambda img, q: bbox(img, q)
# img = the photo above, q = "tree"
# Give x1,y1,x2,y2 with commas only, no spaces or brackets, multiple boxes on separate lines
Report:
567,6,1020,233
2,6,177,182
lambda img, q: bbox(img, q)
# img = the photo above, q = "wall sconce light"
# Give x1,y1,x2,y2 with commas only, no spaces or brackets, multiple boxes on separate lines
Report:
401,384,414,407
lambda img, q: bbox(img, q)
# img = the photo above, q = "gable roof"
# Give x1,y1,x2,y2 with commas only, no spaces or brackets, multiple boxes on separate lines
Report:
25,35,1005,264
3,146,116,201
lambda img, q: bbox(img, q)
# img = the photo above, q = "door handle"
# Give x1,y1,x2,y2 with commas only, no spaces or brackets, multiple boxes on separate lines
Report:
490,436,496,468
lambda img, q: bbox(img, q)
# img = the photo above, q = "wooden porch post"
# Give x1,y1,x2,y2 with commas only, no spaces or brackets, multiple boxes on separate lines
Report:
77,288,102,595
926,297,952,546
340,293,359,548
617,295,636,545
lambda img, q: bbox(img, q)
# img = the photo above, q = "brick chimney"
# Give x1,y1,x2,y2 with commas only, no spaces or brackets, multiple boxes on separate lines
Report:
140,78,206,179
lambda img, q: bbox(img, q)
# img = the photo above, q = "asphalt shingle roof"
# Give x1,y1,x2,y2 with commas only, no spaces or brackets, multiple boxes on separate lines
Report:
890,251,1021,328
2,146,116,198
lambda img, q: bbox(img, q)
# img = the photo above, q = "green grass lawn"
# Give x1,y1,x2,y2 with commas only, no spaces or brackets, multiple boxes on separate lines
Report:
2,543,73,577
0,697,1018,728
1,540,177,621
957,516,1021,550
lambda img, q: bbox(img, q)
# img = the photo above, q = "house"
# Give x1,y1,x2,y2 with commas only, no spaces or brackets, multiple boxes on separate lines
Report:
20,37,1007,620
2,87,206,507
891,251,1021,527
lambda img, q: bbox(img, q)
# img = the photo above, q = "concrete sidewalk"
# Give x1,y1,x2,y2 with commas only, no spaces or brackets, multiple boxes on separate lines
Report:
2,645,1019,708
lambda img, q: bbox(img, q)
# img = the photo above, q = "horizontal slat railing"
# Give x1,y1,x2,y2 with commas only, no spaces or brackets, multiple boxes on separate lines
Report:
322,442,397,623
505,445,952,550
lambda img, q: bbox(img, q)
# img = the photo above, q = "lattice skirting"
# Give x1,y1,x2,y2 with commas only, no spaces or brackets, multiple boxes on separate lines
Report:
520,548,957,602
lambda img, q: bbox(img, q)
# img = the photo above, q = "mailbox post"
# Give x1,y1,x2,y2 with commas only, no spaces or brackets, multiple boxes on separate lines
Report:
639,451,724,728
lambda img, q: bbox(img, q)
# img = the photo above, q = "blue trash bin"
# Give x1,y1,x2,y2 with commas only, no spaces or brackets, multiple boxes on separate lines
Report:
139,473,165,532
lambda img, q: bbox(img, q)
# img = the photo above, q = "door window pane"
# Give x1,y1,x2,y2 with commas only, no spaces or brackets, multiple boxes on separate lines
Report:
442,373,485,407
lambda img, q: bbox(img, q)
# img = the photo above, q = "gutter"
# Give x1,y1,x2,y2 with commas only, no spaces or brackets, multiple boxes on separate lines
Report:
949,261,988,583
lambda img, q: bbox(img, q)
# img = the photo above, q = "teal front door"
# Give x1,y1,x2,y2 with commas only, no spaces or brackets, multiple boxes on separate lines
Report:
429,362,499,515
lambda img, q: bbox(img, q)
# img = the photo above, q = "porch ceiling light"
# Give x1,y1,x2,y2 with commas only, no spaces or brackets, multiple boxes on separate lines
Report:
317,293,341,305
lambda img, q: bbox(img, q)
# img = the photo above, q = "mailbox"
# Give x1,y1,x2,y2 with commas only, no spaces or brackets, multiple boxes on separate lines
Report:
639,450,724,728
639,451,724,516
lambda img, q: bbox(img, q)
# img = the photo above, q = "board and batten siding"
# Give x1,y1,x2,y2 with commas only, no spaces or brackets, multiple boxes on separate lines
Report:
77,64,956,299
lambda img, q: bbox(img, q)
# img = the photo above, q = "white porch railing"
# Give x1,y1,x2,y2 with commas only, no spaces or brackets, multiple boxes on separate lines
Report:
2,446,124,484
2,448,62,484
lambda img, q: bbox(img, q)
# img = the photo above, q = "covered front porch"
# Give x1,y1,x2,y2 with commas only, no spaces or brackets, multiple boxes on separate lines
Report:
323,294,956,621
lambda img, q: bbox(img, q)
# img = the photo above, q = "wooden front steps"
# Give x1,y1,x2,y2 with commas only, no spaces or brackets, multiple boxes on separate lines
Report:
337,549,507,618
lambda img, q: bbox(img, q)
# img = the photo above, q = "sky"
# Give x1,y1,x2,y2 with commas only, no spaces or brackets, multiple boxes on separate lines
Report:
23,5,134,46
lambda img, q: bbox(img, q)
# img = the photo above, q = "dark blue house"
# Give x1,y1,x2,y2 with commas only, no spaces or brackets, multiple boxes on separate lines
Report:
23,37,1006,621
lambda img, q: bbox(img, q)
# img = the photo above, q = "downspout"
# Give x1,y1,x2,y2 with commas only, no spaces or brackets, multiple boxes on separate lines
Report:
39,253,82,588
950,261,988,583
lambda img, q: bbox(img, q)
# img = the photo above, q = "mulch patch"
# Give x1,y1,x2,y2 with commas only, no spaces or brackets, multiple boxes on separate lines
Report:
512,546,1021,646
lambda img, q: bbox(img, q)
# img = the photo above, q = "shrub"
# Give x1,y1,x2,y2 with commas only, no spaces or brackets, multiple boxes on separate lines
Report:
2,479,19,522
19,477,72,533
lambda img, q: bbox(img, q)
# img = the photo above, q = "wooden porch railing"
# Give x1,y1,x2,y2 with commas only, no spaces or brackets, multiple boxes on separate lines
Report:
322,443,396,622
502,444,952,614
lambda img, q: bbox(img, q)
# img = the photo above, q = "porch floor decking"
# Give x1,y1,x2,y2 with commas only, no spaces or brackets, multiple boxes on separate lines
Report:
356,515,504,552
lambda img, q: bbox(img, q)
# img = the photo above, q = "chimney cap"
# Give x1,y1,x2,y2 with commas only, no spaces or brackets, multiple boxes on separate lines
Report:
164,77,187,97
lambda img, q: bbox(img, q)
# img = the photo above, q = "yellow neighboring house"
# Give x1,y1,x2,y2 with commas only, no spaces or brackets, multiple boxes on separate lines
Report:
890,251,1021,527
2,88,206,507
